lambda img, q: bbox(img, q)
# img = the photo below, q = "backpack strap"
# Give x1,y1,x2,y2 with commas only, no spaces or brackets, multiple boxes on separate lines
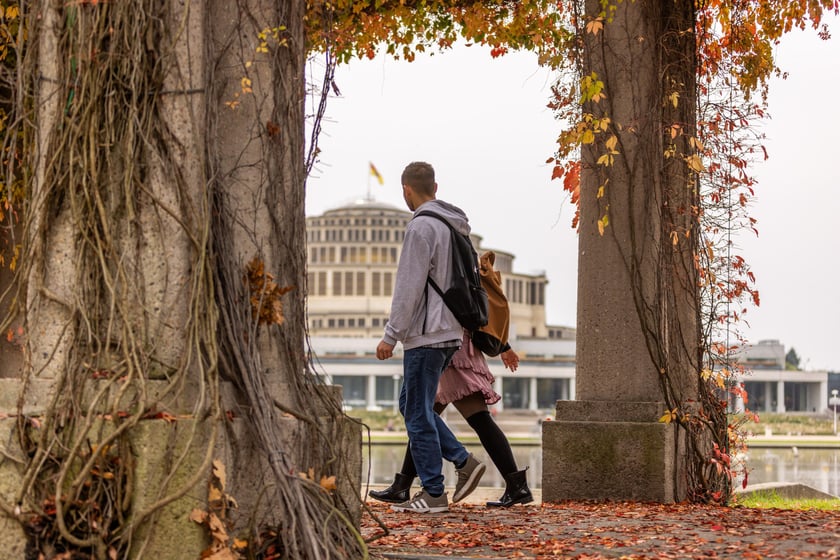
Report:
413,210,452,298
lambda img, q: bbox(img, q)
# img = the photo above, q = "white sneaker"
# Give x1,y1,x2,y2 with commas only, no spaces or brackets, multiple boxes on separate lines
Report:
391,489,449,513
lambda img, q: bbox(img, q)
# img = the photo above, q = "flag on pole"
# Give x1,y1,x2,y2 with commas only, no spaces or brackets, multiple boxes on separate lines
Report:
369,162,384,185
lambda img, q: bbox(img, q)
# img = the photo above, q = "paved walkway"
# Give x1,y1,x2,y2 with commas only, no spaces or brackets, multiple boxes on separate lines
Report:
361,487,840,559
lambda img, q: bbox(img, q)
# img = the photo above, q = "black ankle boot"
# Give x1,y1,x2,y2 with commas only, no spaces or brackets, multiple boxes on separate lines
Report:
487,468,533,507
369,472,414,504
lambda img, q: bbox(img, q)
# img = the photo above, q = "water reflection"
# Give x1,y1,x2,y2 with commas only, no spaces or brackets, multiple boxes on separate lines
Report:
362,443,840,495
737,447,840,496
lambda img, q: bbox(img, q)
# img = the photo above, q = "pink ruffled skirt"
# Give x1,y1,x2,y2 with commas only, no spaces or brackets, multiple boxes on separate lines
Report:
435,332,501,406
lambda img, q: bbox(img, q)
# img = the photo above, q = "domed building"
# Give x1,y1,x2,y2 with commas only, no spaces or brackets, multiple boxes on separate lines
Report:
304,197,831,415
306,197,577,412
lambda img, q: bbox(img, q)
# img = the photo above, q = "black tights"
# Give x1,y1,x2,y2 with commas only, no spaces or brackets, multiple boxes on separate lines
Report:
399,409,518,478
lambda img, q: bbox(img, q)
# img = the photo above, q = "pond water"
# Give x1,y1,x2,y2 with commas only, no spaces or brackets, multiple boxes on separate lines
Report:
362,443,840,496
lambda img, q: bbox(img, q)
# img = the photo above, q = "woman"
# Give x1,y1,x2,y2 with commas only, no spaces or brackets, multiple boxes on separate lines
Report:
370,251,533,507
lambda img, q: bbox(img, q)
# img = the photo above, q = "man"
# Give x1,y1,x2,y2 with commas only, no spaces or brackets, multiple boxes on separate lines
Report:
376,161,485,513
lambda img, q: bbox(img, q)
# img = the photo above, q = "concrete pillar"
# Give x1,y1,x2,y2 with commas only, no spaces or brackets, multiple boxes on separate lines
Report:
817,380,828,413
366,374,377,410
777,381,786,412
765,382,774,412
529,377,539,411
542,0,697,504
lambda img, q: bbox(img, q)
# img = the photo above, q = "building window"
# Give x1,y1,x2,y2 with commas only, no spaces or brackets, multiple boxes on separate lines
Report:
372,272,381,295
331,375,366,407
384,272,393,296
375,376,400,407
502,378,529,409
338,318,345,327
332,271,342,295
344,271,353,295
356,271,366,295
317,271,327,296
537,379,569,408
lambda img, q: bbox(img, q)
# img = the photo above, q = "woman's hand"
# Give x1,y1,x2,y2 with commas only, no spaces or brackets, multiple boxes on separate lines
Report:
501,349,519,372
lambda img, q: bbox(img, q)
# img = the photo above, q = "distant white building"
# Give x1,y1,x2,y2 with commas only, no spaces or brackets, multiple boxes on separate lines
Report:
306,198,574,412
305,198,829,414
734,339,830,413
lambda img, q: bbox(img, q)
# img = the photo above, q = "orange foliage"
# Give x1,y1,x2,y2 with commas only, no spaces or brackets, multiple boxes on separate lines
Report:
245,258,294,327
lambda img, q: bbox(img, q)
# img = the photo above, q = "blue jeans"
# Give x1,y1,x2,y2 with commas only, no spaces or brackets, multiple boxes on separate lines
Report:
399,346,469,496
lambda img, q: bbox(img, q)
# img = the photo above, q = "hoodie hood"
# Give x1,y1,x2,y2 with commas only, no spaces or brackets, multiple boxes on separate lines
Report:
414,199,471,236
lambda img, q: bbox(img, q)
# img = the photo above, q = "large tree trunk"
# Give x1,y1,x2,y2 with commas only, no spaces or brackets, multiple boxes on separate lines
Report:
0,1,361,557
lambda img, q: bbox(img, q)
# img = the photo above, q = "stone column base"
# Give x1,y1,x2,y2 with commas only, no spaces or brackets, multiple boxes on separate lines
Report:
542,401,684,503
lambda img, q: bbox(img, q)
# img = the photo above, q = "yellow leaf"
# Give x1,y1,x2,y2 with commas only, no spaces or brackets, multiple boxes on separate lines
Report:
240,77,253,94
670,231,679,245
597,185,604,198
685,154,705,173
659,410,675,424
668,91,679,108
605,135,618,152
596,153,613,166
233,538,249,549
208,486,223,502
581,129,595,144
586,18,603,35
689,136,704,151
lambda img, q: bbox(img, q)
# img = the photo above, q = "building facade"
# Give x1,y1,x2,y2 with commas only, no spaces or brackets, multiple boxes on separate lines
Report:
306,198,575,412
306,198,829,414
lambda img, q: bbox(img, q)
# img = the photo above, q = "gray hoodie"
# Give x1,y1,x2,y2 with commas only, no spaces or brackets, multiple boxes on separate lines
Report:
383,199,468,350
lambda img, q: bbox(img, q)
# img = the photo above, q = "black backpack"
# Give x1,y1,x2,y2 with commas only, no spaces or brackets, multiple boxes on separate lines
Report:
414,211,489,332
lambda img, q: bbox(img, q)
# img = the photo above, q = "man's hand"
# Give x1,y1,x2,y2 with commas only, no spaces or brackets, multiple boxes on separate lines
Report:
376,340,395,360
501,348,519,372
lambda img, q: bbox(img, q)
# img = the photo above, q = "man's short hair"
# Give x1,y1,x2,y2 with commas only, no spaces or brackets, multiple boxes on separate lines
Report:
401,161,435,196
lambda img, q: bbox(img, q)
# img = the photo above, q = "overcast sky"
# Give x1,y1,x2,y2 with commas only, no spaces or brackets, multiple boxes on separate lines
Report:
305,22,839,373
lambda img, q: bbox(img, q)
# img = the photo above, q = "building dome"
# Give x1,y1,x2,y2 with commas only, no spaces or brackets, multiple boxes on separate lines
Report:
305,196,568,341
